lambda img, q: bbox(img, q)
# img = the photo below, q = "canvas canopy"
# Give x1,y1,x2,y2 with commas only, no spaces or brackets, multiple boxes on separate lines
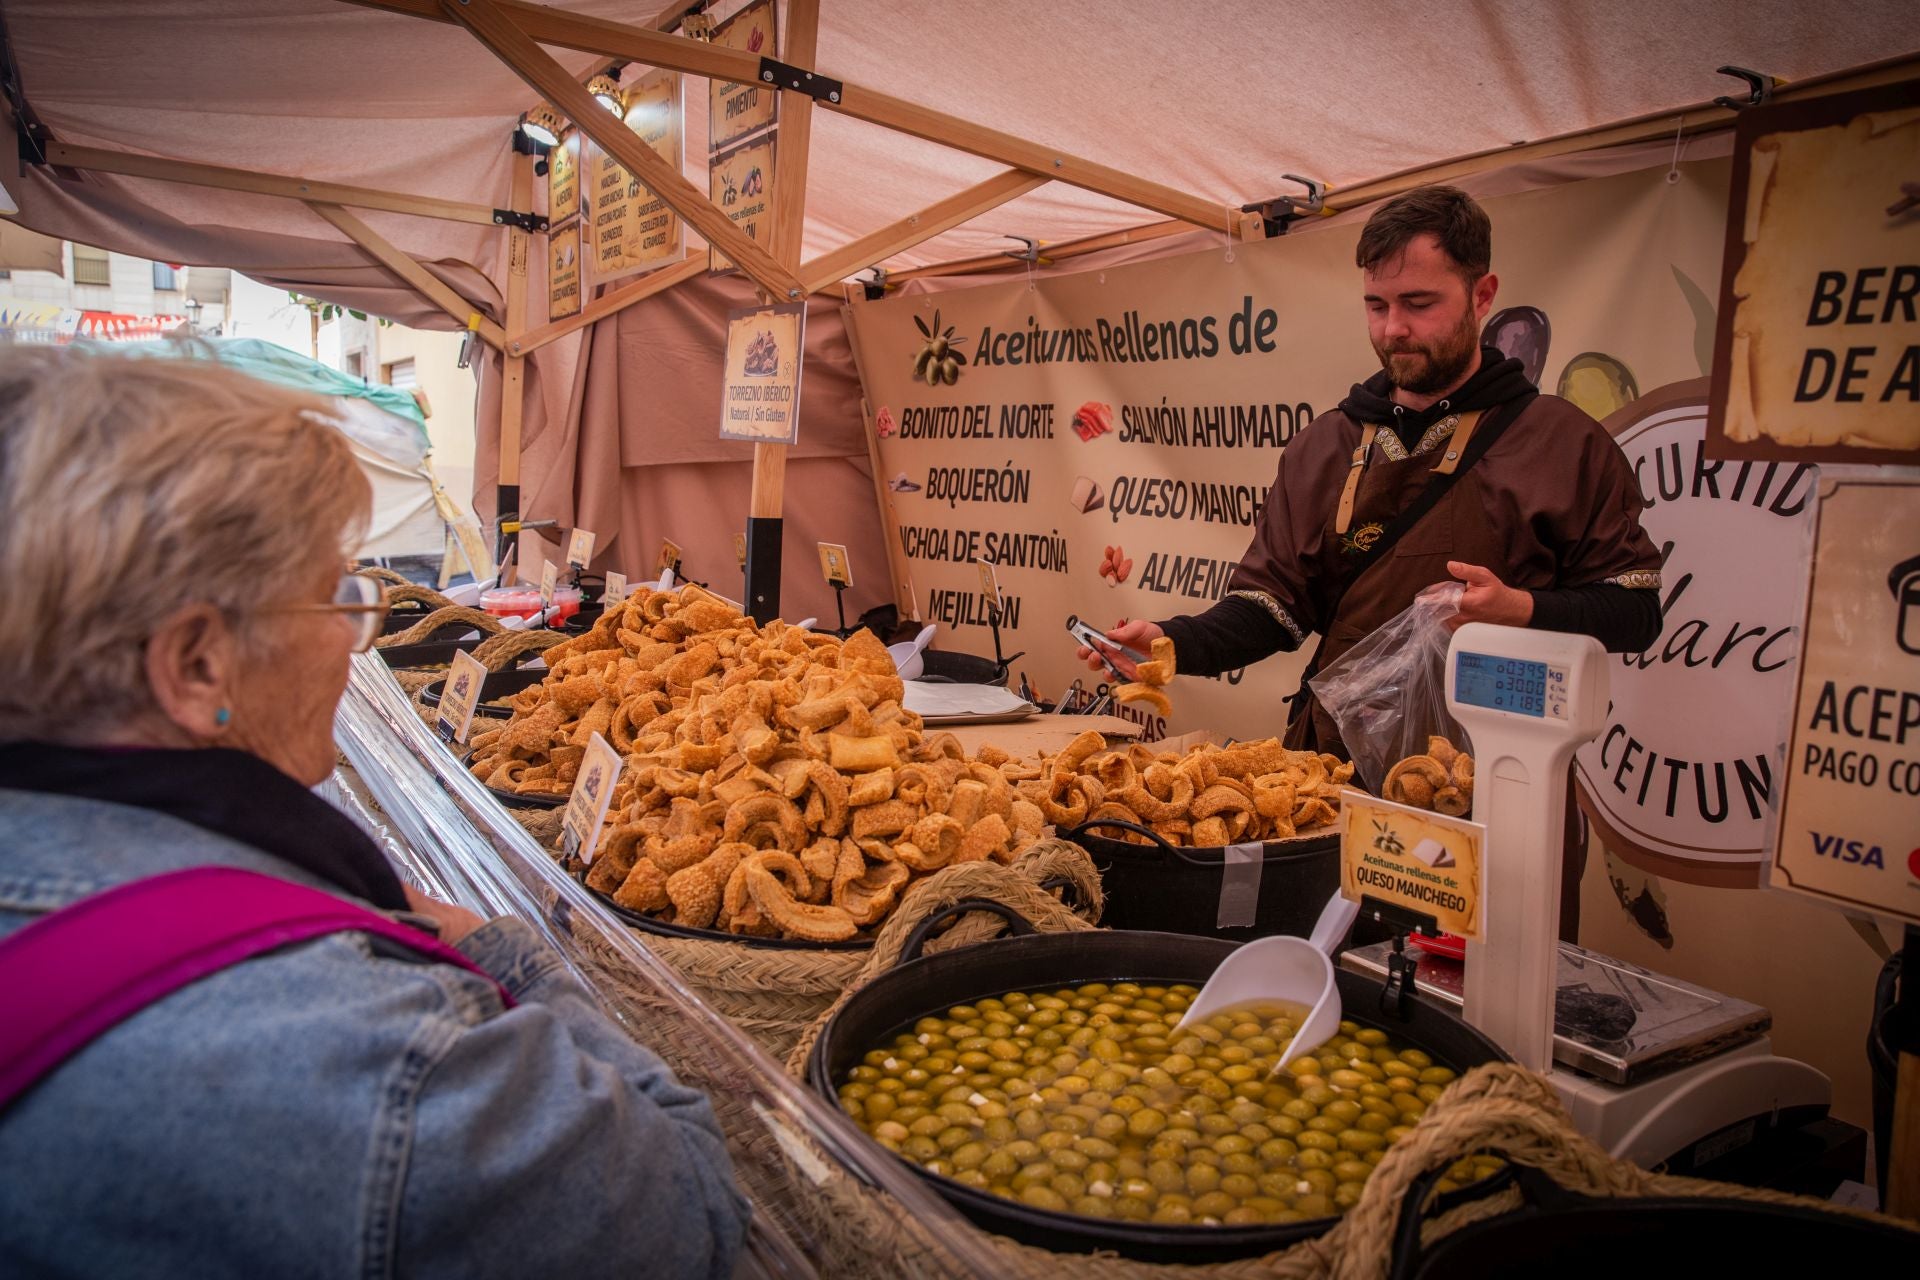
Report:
1,1,1916,616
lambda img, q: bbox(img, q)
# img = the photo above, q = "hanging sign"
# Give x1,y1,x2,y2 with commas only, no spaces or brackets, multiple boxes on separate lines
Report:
561,732,625,863
566,526,596,569
819,542,852,588
1767,476,1920,926
1338,789,1486,939
1707,79,1920,465
708,132,776,276
548,130,582,225
435,648,490,746
709,0,778,152
589,68,685,285
720,301,805,444
548,218,582,322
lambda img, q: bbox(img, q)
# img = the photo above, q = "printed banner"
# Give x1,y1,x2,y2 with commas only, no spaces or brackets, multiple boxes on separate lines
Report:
846,160,1731,757
548,218,582,322
588,68,685,285
547,130,581,225
709,0,777,152
1709,79,1920,465
709,132,776,276
1573,381,1815,888
721,302,805,444
1767,477,1920,925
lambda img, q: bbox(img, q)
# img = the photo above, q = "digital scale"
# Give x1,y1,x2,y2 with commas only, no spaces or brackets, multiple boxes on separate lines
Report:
1343,624,1834,1174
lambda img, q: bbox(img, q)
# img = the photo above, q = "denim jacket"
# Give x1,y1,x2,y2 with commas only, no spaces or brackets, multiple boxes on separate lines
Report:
0,788,749,1279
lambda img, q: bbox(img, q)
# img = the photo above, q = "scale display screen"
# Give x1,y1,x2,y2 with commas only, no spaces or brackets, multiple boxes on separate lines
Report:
1454,652,1549,717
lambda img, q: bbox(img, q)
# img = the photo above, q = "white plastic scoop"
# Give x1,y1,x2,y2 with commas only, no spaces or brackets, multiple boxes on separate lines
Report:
887,623,937,680
1177,892,1361,1070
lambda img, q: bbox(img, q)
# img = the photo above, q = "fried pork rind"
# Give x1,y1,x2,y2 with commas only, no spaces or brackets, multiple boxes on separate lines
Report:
484,585,1043,940
1382,737,1475,814
1023,735,1346,848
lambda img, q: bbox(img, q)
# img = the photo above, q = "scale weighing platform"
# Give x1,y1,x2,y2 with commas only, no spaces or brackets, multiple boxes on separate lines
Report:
1358,624,1837,1178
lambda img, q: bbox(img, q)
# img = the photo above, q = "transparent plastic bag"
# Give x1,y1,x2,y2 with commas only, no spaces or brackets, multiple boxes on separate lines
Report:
1308,582,1470,793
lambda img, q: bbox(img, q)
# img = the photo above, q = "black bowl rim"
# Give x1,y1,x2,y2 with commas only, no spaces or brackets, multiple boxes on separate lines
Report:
806,930,1508,1259
457,746,568,809
419,667,547,719
1073,825,1339,865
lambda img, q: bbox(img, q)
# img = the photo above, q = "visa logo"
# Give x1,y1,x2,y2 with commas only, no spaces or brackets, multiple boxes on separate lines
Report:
1810,831,1886,869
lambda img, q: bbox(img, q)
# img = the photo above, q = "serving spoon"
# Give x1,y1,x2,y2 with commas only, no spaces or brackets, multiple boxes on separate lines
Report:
1176,892,1360,1070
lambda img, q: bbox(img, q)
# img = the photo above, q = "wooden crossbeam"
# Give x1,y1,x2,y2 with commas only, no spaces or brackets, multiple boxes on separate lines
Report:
45,140,500,225
306,201,507,347
800,169,1048,294
509,251,707,355
437,0,802,300
343,0,1240,233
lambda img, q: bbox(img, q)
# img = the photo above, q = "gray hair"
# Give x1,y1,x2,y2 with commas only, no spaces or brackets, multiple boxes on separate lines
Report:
0,344,371,741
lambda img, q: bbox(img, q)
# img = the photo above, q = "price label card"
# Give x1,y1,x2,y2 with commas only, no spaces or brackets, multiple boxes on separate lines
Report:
1337,788,1485,939
733,531,748,569
562,732,624,864
603,570,628,607
435,648,490,746
657,538,683,575
818,542,852,588
539,558,558,610
566,527,596,569
975,559,1002,608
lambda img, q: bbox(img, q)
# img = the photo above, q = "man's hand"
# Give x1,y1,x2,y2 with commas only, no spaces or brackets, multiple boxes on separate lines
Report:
402,883,488,947
1077,618,1162,679
1445,562,1533,630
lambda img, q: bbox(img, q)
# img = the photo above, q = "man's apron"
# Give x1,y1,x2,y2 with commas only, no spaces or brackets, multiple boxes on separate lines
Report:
1283,409,1588,939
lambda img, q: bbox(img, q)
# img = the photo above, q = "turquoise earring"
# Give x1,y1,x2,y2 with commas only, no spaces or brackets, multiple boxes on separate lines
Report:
215,707,231,728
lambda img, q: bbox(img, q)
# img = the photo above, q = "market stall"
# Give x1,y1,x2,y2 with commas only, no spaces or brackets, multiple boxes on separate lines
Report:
6,1,1920,1271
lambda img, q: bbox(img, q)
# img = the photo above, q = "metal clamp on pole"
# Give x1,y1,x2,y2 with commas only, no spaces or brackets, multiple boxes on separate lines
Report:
1241,174,1328,237
758,57,843,104
491,208,549,233
862,267,889,301
1002,235,1047,264
1713,65,1778,111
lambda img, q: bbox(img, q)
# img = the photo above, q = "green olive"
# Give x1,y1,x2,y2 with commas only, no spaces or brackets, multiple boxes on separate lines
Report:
842,984,1453,1228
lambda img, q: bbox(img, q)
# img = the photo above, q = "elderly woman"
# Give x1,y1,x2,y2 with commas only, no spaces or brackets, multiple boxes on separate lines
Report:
0,347,748,1277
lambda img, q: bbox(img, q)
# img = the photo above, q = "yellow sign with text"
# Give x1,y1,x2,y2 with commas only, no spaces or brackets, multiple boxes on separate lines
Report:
548,218,582,322
548,131,581,225
588,69,685,285
709,0,777,151
1338,788,1485,938
709,132,775,276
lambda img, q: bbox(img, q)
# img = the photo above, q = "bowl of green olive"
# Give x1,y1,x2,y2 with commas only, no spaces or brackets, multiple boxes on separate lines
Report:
806,906,1508,1262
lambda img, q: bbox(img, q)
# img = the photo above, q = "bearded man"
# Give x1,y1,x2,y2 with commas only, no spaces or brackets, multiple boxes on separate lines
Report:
1081,185,1664,939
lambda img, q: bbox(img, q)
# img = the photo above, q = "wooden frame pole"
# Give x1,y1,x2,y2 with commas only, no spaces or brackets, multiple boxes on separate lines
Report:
800,169,1048,294
306,201,508,347
44,140,501,226
494,147,534,568
511,251,707,354
436,0,803,302
344,0,1240,234
741,0,820,624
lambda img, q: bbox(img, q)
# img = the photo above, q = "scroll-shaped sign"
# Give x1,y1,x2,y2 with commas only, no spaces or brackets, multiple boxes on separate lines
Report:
708,0,777,151
1708,79,1920,465
589,68,685,285
548,131,581,224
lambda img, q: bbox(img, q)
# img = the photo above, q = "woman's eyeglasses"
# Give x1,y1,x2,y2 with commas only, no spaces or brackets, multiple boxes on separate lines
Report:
262,573,392,652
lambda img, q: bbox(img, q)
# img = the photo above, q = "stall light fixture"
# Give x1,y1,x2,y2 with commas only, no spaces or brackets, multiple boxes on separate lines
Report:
518,102,564,149
587,73,624,117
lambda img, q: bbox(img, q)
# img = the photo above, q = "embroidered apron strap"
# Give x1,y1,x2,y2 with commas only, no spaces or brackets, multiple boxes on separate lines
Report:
1428,410,1485,476
1333,423,1378,537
